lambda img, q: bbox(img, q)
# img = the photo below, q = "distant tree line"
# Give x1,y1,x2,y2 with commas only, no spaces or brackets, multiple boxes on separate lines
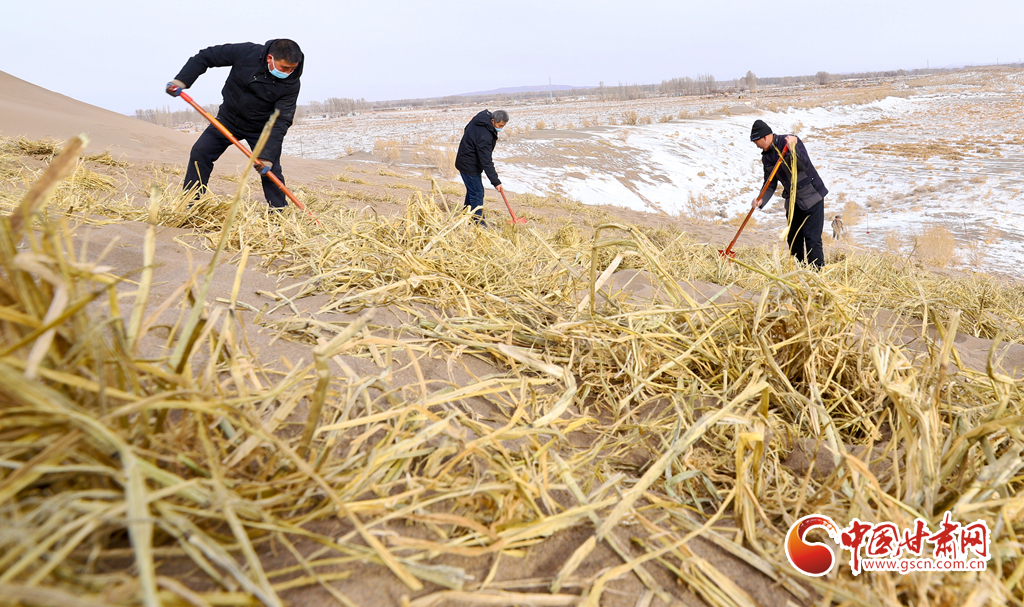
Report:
134,104,219,128
131,64,976,128
297,97,370,119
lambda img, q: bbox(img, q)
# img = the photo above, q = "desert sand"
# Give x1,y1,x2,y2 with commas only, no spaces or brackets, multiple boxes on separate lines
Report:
1,69,1021,607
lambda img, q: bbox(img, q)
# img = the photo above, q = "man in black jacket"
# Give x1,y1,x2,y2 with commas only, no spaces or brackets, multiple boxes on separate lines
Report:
454,109,509,224
166,39,303,209
750,119,828,268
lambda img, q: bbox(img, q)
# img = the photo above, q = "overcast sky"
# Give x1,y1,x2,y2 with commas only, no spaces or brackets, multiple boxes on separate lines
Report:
6,0,1023,115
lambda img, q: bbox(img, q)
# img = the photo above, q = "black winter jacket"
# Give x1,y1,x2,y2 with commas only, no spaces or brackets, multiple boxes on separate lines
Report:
759,134,828,212
454,110,501,186
174,40,303,161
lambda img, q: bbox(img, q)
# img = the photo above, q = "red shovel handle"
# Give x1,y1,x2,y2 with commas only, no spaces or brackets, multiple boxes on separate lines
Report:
498,188,527,224
175,89,321,225
721,142,789,257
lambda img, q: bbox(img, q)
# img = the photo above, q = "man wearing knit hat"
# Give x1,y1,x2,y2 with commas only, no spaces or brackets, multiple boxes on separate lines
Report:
749,119,828,268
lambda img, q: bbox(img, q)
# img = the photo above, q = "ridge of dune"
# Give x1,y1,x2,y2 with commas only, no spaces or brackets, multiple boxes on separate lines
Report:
0,70,197,163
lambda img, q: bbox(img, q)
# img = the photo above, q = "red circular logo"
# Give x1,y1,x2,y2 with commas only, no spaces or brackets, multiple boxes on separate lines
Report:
785,515,840,576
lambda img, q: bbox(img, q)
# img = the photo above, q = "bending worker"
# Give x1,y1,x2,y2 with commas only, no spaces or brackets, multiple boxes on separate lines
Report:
750,119,828,269
455,109,510,224
166,39,303,210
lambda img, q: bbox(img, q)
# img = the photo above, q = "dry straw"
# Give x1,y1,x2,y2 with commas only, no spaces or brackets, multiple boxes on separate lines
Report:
0,132,1022,606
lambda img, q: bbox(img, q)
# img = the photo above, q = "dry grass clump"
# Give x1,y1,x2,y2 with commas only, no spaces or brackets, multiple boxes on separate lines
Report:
421,145,457,178
913,223,959,268
373,138,402,164
1,135,64,159
864,141,965,161
836,192,862,228
623,110,639,126
836,87,910,106
83,150,131,169
963,226,998,268
726,212,757,229
885,229,904,255
330,173,370,185
682,191,715,223
1,135,1023,606
535,120,547,130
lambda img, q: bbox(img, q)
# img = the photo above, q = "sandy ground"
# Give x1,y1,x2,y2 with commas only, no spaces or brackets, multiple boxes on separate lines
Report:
2,69,1022,606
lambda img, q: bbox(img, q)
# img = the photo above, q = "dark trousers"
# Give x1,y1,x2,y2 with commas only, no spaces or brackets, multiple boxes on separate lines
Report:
459,171,486,224
786,199,825,268
183,123,288,208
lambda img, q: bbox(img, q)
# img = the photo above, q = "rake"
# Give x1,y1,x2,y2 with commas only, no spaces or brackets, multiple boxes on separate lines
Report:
719,142,789,259
499,188,528,224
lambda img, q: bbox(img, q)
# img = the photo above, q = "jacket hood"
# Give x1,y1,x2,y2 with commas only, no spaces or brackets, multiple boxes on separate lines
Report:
472,110,496,133
261,39,304,82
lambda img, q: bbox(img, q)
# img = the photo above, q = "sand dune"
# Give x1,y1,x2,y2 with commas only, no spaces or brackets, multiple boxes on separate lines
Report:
0,70,198,163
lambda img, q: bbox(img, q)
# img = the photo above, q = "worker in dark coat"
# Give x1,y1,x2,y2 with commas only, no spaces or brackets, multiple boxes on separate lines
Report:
454,109,509,224
166,39,303,209
750,119,828,268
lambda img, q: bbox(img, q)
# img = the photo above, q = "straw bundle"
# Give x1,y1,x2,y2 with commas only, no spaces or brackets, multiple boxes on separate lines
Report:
0,135,1021,606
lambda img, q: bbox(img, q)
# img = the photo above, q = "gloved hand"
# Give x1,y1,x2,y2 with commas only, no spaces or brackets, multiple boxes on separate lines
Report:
255,160,274,175
165,79,186,97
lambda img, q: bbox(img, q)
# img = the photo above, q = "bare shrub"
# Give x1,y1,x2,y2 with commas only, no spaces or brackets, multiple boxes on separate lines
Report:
839,193,863,227
963,226,997,268
885,230,904,255
535,120,546,130
683,191,715,223
914,224,958,268
373,138,401,164
623,110,638,126
659,115,672,123
582,118,592,128
639,115,652,125
615,130,631,143
423,145,457,178
566,122,575,130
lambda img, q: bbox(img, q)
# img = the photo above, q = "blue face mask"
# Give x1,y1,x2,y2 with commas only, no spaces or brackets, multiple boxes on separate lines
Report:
495,127,503,132
268,57,290,79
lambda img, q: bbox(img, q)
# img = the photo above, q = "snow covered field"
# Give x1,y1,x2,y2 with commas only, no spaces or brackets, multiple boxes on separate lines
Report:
285,70,1024,278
